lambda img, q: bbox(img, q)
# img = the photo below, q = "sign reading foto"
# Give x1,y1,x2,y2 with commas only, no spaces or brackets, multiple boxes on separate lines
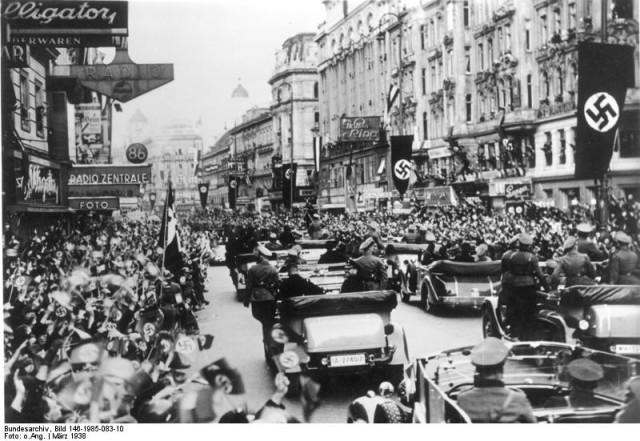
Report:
340,117,380,142
69,197,119,211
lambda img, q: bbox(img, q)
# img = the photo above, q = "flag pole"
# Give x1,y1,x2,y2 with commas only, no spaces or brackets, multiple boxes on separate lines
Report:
159,177,171,302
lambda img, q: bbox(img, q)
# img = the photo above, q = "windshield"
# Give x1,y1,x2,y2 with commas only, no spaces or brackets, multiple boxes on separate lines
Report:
424,342,639,402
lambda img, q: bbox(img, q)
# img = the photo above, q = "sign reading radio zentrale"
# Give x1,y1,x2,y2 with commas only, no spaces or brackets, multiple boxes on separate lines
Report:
67,165,150,198
340,117,380,142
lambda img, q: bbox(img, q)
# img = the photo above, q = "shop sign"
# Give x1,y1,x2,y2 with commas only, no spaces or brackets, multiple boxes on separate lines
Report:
69,197,119,211
413,186,458,206
505,182,532,201
340,117,380,142
3,1,128,46
15,162,60,205
75,103,105,163
427,146,452,159
53,49,173,103
268,190,283,201
68,165,150,186
1,43,27,67
125,143,148,164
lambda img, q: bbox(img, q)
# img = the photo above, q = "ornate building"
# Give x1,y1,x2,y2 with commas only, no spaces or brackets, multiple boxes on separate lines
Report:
269,32,320,212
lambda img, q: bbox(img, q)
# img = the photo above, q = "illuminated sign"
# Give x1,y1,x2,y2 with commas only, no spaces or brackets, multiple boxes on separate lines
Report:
67,164,150,198
340,117,380,142
14,161,60,205
69,197,119,211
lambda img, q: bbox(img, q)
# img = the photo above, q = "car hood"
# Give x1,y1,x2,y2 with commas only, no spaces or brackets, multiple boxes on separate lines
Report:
304,314,385,352
586,305,640,338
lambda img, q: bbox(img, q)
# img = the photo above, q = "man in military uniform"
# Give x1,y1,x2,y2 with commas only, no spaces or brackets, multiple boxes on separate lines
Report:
364,221,386,250
576,223,608,262
615,376,640,423
352,238,388,290
244,245,280,339
401,225,419,244
278,264,324,300
544,358,604,408
264,233,284,251
609,232,640,285
553,237,597,287
457,338,536,423
501,233,549,341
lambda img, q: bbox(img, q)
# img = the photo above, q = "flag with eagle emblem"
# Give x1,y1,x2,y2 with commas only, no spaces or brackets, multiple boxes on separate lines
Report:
159,182,184,274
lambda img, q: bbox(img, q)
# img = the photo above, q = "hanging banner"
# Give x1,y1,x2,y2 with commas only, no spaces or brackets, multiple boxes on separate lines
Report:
228,176,237,210
198,182,209,209
282,163,297,209
575,42,634,180
391,135,414,196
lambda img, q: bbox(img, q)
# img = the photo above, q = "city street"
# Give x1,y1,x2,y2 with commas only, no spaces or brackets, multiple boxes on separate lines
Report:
195,265,482,423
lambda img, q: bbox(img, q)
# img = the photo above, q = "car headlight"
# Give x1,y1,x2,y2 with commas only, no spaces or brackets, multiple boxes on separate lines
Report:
578,319,590,331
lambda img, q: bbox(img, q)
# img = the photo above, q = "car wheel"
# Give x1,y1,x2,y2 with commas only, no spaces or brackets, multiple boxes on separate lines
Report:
482,308,499,338
373,401,403,423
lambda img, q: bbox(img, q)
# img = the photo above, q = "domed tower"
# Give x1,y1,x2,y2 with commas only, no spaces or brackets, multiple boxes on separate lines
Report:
127,109,149,143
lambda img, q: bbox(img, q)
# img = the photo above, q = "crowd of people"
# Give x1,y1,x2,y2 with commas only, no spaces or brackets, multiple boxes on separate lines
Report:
3,193,640,424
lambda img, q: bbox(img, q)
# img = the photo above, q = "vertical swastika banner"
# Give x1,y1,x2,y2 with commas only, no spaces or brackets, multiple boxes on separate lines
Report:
575,42,634,180
391,135,414,196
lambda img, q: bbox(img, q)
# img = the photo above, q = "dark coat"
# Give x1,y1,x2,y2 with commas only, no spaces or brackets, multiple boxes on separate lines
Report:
457,379,536,423
278,274,324,299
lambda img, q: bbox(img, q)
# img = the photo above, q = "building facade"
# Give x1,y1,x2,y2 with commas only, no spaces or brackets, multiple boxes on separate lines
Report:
201,131,232,209
268,32,321,212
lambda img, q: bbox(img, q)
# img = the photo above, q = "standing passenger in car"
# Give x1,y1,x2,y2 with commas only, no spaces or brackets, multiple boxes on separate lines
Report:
457,338,536,423
352,238,388,290
244,245,280,339
576,223,608,262
553,237,596,286
609,232,640,285
278,264,324,299
501,233,549,341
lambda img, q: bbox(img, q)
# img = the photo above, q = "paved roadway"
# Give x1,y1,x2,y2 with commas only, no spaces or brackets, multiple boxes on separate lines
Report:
191,265,482,423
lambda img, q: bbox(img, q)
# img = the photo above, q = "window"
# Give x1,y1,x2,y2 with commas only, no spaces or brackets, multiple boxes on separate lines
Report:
487,38,493,65
557,68,564,98
478,43,484,69
525,21,531,50
446,49,453,76
527,74,533,107
554,9,561,33
619,114,640,158
498,79,505,108
569,3,576,28
540,14,548,44
463,1,470,27
313,82,319,98
421,68,427,95
423,112,428,139
465,47,471,73
20,72,29,131
465,94,472,123
507,77,514,108
542,72,550,98
420,24,426,50
505,24,511,50
612,0,634,19
35,80,44,138
430,64,436,89
544,131,553,166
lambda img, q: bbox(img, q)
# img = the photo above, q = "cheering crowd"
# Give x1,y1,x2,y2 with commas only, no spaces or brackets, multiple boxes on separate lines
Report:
3,194,640,424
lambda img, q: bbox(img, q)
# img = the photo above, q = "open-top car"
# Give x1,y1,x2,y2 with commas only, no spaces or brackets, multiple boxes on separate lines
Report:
412,341,640,423
266,290,409,393
416,260,502,312
384,243,430,302
482,285,640,357
294,239,338,265
277,262,347,294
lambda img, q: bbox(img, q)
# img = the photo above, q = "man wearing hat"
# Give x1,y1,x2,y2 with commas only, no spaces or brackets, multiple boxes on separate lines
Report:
457,338,535,423
609,231,640,285
244,245,280,340
278,264,324,300
308,214,323,240
401,225,419,244
352,238,387,291
576,223,608,262
553,237,596,287
264,233,284,251
544,358,604,408
501,233,549,340
363,221,385,251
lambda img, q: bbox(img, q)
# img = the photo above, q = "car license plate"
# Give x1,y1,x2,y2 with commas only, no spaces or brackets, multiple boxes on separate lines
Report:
614,344,640,354
330,353,366,367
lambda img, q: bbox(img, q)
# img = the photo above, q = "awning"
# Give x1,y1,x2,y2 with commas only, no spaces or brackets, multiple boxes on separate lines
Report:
5,205,73,213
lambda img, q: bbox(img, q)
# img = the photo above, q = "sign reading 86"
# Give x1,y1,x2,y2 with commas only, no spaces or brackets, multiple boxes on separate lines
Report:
126,143,148,164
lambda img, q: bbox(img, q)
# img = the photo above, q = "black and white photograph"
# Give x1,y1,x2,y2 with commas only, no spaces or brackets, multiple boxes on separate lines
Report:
1,0,639,430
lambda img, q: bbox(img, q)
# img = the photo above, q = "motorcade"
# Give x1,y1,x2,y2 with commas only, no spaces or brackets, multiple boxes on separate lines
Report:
295,239,338,265
482,285,640,357
411,341,639,423
266,290,410,395
383,243,430,303
277,262,347,294
416,260,502,312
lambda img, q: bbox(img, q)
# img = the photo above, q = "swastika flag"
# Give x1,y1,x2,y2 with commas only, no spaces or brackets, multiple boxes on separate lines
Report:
575,42,634,180
391,135,414,196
